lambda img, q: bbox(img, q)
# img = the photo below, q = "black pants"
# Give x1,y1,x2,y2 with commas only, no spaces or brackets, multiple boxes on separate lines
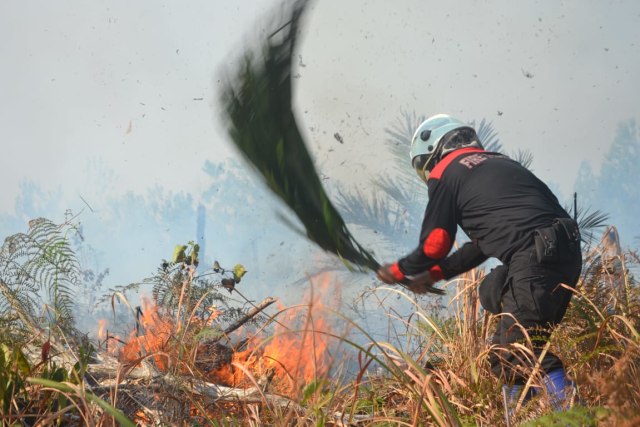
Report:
489,246,582,383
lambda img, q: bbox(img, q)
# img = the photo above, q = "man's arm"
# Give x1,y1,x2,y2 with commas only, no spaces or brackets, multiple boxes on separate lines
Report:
379,241,488,291
382,241,487,280
438,241,488,280
379,180,458,283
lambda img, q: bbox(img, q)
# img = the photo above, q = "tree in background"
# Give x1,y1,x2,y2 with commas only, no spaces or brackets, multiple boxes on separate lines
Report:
575,119,640,246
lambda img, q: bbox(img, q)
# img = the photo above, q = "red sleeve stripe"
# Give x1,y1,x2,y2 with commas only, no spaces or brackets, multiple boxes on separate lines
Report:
423,228,452,259
390,262,405,281
429,265,444,282
429,147,485,180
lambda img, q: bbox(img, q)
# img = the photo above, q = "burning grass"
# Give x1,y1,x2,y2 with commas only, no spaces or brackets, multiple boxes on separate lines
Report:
100,229,640,425
198,276,342,395
1,226,639,425
97,299,174,372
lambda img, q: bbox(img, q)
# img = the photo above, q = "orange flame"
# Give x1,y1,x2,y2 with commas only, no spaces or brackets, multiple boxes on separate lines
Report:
94,273,342,397
211,273,341,395
97,318,122,355
120,299,173,370
97,319,107,341
95,298,174,369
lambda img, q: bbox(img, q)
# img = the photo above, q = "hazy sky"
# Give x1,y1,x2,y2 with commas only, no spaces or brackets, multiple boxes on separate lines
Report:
1,0,639,215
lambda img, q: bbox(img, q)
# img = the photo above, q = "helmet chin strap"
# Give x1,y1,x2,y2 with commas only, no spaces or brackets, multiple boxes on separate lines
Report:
420,142,445,182
417,149,440,184
417,162,430,184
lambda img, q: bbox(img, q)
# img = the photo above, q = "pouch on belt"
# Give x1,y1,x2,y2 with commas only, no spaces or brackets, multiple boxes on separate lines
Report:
479,264,508,314
534,218,580,264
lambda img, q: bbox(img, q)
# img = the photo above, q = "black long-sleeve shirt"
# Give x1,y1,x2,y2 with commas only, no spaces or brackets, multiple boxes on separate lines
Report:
394,148,571,281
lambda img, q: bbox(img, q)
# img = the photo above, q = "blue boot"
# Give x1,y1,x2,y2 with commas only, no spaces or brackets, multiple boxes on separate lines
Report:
543,368,575,410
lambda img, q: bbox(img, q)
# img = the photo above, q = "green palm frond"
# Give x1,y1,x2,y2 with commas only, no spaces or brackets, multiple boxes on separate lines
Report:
473,118,503,153
218,3,444,294
375,173,425,209
384,109,425,164
574,205,610,245
334,188,397,234
219,0,378,272
378,109,428,216
512,148,534,169
335,110,426,253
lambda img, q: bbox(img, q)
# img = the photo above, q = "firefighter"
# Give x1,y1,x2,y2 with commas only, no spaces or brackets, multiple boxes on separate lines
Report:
377,114,582,411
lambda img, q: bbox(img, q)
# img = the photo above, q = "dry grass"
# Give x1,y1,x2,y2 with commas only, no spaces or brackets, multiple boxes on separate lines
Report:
1,228,639,426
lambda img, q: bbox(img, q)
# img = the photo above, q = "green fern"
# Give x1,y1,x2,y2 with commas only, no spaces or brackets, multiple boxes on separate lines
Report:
148,261,263,328
0,218,80,336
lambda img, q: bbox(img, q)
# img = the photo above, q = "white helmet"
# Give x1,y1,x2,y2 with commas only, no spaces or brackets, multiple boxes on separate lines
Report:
410,114,481,183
